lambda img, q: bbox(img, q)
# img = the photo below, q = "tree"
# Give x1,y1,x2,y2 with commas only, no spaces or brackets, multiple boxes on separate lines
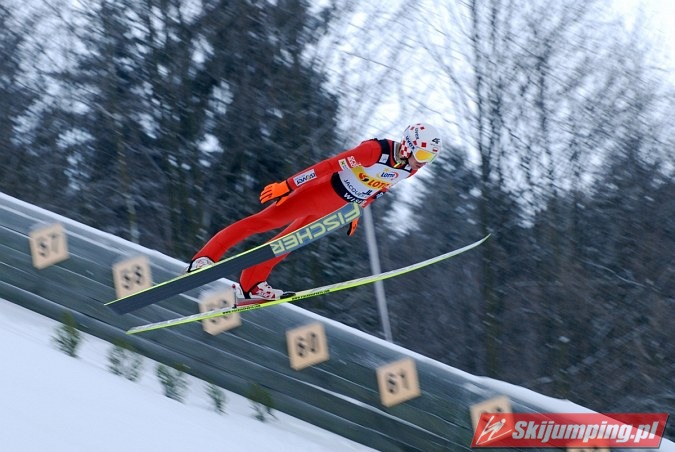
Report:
0,6,41,202
30,0,346,264
387,147,487,369
52,312,83,358
28,0,166,246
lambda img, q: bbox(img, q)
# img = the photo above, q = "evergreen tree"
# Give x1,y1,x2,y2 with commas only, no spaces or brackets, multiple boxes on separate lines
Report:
156,363,189,402
61,0,161,245
107,340,144,381
0,6,40,202
52,312,83,358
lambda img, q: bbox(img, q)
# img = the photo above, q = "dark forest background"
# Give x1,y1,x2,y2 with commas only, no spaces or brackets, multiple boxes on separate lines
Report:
1,0,672,438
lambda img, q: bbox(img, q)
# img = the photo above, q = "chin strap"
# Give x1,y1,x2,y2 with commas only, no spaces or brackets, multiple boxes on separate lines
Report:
393,142,408,168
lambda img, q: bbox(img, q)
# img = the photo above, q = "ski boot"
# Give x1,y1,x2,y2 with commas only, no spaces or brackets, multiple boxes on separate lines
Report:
185,256,214,273
246,281,294,300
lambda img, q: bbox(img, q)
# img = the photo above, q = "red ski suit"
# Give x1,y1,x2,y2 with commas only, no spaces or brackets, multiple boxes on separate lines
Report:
193,138,418,292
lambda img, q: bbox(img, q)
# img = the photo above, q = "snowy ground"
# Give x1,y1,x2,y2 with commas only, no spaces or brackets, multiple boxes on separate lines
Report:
0,299,374,452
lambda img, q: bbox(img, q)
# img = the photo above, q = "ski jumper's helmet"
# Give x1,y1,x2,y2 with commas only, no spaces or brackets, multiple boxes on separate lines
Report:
400,123,443,163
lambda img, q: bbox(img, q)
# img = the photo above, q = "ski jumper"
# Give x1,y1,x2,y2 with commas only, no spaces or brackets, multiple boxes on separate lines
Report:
193,138,418,292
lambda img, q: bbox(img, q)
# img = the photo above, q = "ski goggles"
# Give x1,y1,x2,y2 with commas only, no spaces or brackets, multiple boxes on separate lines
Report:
412,147,438,163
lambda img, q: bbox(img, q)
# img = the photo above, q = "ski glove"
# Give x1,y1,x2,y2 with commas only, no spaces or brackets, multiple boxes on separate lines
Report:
260,180,291,205
347,218,359,236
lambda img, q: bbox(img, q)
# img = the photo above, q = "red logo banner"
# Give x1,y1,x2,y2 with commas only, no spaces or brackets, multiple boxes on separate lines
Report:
471,412,669,448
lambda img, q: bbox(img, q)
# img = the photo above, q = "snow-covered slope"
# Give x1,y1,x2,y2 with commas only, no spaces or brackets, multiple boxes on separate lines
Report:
1,192,672,451
0,299,373,452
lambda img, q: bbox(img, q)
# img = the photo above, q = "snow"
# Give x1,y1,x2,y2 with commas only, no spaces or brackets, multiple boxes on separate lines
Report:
5,297,672,452
0,299,373,452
